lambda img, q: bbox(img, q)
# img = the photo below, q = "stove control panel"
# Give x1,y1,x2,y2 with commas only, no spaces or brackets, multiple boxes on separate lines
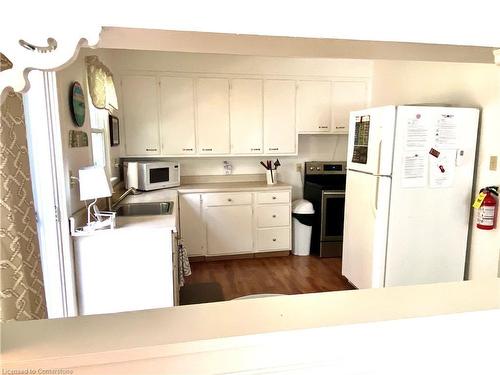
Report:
305,161,346,175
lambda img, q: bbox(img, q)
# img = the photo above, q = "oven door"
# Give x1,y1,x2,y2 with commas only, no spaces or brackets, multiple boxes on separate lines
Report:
320,190,346,242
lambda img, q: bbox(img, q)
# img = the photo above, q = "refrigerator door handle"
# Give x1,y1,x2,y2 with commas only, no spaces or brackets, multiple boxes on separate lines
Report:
373,176,380,213
376,140,383,175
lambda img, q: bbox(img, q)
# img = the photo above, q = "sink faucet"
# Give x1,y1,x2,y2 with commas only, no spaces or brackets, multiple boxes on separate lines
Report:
111,187,141,210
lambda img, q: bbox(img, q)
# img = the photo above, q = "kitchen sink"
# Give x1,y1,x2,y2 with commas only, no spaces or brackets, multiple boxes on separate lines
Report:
115,202,173,217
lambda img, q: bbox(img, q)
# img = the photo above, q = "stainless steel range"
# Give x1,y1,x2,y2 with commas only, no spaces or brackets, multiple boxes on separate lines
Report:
303,161,346,257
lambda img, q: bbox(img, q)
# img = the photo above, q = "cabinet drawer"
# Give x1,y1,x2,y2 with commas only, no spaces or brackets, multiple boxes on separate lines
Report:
255,227,290,251
256,191,290,204
204,192,252,206
256,205,290,228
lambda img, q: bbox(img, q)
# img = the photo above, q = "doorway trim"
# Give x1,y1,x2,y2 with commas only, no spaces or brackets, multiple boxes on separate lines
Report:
23,70,77,318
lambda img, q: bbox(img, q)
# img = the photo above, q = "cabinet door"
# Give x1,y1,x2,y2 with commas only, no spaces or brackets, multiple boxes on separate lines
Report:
296,80,331,132
332,80,368,133
160,76,196,155
179,194,206,256
196,78,230,154
263,80,296,154
230,79,263,154
121,75,160,156
205,205,253,255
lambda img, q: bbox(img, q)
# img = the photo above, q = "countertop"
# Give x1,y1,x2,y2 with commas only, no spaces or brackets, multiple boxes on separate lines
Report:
84,179,292,234
2,279,499,373
116,188,179,231
176,181,292,194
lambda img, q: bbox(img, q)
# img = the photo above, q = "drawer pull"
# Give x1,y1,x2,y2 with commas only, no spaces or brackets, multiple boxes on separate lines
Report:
268,147,279,151
272,238,277,242
202,148,213,152
146,148,158,152
182,148,193,151
272,214,277,218
272,196,277,200
227,198,232,202
318,125,329,129
250,148,261,151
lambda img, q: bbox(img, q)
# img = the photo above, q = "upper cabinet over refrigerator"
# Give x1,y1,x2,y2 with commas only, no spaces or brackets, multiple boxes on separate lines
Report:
347,105,396,176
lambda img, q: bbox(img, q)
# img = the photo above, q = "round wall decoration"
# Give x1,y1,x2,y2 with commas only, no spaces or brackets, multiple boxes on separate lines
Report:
70,81,85,126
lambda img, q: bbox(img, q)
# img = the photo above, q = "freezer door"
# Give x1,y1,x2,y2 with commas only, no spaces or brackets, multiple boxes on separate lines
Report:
347,105,396,176
342,171,391,289
385,106,480,287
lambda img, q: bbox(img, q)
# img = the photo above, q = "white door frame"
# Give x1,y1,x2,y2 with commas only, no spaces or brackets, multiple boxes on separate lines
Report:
23,70,78,318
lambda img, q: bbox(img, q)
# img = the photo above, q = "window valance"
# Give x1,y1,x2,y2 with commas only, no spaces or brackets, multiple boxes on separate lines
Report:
85,56,118,111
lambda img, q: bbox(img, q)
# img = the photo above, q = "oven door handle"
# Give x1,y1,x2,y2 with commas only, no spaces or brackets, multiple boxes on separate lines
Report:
323,191,345,196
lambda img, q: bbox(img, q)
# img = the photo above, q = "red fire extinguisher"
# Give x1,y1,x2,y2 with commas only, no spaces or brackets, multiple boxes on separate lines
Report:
476,186,498,230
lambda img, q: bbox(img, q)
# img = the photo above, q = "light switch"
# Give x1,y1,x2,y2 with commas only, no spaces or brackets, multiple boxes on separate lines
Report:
490,156,498,171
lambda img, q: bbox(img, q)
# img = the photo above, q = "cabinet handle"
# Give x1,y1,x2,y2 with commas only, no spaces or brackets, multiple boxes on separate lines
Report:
269,148,279,151
227,198,232,202
202,148,213,152
272,214,277,218
272,196,277,200
250,148,261,151
182,148,193,151
146,148,158,152
272,238,277,242
318,125,329,129
336,125,346,129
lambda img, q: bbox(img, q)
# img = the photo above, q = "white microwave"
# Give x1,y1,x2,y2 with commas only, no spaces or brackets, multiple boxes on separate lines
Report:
124,161,180,191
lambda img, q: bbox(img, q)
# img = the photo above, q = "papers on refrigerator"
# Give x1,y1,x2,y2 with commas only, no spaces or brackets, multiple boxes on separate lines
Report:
405,117,429,149
401,152,427,188
435,115,458,149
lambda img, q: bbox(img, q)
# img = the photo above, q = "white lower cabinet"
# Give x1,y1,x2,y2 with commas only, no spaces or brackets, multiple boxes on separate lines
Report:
256,205,290,227
255,227,291,251
179,193,206,257
179,189,292,258
205,205,254,255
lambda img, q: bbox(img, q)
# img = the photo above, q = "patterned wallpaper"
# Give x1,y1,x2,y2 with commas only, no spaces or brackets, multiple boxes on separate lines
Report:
0,85,47,321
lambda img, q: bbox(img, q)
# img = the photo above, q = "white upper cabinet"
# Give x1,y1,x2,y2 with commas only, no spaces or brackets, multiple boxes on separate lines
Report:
196,78,230,154
230,79,263,154
296,80,332,133
121,75,160,156
159,76,196,155
263,80,297,154
331,80,369,133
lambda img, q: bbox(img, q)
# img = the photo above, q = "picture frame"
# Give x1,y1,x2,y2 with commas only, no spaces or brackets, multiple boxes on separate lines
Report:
70,81,85,127
108,114,120,146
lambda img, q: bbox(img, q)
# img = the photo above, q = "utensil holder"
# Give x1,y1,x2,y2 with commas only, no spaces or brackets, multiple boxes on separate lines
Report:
266,170,277,185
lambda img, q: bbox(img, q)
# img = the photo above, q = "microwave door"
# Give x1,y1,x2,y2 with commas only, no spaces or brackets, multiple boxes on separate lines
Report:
149,166,170,184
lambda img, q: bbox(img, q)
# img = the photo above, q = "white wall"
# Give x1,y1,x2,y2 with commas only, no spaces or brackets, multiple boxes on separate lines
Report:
56,49,124,214
173,134,347,200
371,60,500,279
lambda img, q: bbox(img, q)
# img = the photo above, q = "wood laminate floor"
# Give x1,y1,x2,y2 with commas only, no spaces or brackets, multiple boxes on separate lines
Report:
184,255,354,301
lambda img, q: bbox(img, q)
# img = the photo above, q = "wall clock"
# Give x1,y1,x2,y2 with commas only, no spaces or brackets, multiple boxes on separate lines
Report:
70,81,85,126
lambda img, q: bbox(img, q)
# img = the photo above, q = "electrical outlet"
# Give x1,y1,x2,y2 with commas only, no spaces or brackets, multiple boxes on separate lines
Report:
296,163,302,172
490,156,498,171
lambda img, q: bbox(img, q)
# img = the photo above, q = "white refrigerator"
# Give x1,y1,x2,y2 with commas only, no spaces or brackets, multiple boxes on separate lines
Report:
342,105,480,289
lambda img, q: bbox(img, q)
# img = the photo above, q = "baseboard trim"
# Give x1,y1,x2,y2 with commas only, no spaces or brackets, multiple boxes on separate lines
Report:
190,251,291,262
